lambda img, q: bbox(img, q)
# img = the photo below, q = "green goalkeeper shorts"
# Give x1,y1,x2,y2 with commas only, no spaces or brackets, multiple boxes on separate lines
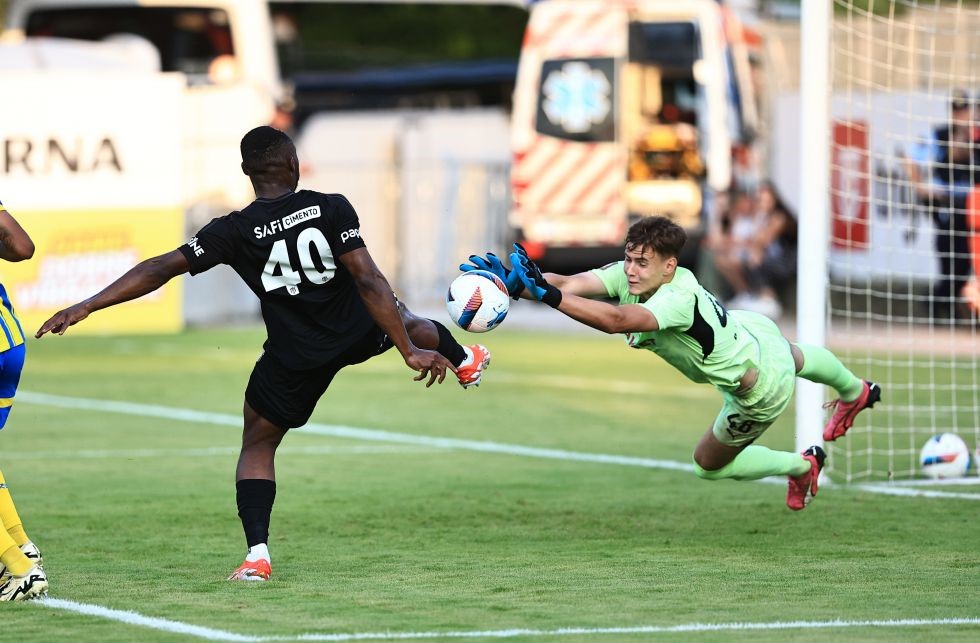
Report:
712,311,797,447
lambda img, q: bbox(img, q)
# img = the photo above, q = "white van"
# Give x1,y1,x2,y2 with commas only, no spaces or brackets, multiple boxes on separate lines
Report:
510,0,755,264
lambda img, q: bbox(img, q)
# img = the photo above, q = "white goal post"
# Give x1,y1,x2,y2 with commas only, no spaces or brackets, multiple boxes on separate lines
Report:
797,0,980,483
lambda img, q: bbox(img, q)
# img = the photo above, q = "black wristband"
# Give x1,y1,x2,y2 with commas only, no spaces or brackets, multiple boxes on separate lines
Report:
542,285,562,308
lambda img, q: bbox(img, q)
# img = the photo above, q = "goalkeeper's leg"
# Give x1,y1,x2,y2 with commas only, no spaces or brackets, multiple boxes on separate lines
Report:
692,429,826,511
792,343,881,441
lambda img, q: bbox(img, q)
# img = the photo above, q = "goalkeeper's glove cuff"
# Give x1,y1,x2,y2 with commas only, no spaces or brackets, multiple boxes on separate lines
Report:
541,285,562,308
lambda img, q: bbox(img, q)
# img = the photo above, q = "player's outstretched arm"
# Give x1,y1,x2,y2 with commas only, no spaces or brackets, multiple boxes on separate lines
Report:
35,250,189,337
339,247,455,387
507,244,608,299
0,207,35,262
511,250,659,334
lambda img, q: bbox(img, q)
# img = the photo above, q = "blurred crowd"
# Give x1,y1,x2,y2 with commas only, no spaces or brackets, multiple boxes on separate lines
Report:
698,181,798,320
902,89,980,322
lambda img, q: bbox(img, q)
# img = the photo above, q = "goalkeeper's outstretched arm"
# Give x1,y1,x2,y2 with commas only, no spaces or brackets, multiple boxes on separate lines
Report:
553,293,659,335
539,270,608,298
509,250,660,335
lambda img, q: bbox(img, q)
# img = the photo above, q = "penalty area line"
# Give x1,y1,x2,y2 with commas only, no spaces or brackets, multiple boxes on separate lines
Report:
18,391,980,500
35,599,980,642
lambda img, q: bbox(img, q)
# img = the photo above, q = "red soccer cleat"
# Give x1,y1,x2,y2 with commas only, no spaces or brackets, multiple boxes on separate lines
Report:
456,344,491,389
823,380,882,442
787,446,826,511
227,558,271,581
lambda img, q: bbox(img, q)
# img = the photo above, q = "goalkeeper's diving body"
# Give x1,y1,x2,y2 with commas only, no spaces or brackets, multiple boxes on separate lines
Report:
464,216,880,509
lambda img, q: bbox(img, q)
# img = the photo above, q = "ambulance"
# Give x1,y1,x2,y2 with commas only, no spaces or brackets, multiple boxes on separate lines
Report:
510,0,757,265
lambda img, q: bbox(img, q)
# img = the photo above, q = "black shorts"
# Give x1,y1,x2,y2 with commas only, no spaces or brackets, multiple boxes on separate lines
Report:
245,326,394,429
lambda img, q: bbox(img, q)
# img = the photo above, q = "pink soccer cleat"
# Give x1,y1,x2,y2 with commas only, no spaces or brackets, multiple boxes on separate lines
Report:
823,380,881,442
787,446,826,511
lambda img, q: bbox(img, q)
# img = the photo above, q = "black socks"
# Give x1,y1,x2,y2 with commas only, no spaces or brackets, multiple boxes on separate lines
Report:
236,479,276,548
432,320,467,366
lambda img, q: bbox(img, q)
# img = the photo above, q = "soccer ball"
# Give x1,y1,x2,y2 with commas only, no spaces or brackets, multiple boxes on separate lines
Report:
446,270,510,333
919,433,971,479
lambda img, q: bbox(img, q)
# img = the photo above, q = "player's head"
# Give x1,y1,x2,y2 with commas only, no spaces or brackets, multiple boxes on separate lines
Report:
240,126,298,188
950,89,972,126
623,216,686,297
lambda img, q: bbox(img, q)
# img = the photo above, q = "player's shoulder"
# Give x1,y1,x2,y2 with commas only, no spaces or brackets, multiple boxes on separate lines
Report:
298,191,354,216
315,191,355,208
660,267,700,296
199,211,239,233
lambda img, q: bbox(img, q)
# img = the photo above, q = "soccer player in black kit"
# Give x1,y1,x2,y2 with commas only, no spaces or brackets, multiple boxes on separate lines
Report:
36,126,491,581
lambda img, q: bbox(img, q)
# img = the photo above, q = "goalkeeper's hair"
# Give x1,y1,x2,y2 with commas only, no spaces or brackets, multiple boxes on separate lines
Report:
625,216,687,259
240,126,295,177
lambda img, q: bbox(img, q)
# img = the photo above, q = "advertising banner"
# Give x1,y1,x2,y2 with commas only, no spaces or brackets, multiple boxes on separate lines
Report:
0,72,185,333
3,209,184,334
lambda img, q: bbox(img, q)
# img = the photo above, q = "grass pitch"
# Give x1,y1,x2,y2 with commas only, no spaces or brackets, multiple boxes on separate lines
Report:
1,326,977,641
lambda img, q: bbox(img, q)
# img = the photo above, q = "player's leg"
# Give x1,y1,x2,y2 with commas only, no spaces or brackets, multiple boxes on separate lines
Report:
0,345,46,600
0,502,46,601
398,303,490,388
229,351,321,581
229,331,382,580
790,343,881,441
0,468,43,573
693,421,825,511
692,424,812,481
693,315,826,509
227,401,284,581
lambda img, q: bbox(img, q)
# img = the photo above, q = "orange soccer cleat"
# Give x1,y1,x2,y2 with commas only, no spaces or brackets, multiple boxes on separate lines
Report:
456,344,491,389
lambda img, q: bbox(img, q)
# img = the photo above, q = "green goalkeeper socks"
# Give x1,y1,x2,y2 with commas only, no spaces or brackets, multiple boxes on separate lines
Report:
796,343,864,401
693,445,811,481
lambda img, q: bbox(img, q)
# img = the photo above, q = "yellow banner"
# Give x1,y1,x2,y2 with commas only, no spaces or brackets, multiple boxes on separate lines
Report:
3,208,184,335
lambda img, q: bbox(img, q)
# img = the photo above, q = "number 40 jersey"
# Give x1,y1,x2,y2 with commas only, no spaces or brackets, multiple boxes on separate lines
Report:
179,190,374,369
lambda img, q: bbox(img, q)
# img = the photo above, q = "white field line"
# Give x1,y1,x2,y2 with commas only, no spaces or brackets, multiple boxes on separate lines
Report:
17,391,980,500
2,445,438,460
34,599,980,643
39,598,256,641
269,618,980,641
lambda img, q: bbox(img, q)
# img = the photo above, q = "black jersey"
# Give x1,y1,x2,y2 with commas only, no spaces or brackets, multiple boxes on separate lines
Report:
178,190,375,369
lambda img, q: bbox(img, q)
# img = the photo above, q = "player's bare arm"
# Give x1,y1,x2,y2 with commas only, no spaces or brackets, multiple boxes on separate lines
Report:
542,271,608,298
35,249,189,337
339,247,454,386
0,209,35,262
510,248,659,334
555,295,659,335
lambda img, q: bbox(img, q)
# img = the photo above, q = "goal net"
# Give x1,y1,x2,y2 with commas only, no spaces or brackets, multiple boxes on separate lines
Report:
823,0,979,483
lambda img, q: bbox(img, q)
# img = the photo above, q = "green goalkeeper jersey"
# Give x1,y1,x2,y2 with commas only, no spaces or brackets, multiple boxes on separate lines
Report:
591,264,760,393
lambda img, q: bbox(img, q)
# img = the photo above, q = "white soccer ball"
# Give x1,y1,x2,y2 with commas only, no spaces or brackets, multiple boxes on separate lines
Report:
919,433,971,479
446,270,510,333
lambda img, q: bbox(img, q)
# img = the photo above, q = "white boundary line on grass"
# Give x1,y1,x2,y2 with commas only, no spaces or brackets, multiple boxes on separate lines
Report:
40,598,256,641
35,599,980,642
2,445,437,460
17,391,980,501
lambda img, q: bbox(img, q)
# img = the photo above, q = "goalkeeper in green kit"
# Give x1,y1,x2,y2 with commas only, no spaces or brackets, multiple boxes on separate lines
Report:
461,216,880,510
